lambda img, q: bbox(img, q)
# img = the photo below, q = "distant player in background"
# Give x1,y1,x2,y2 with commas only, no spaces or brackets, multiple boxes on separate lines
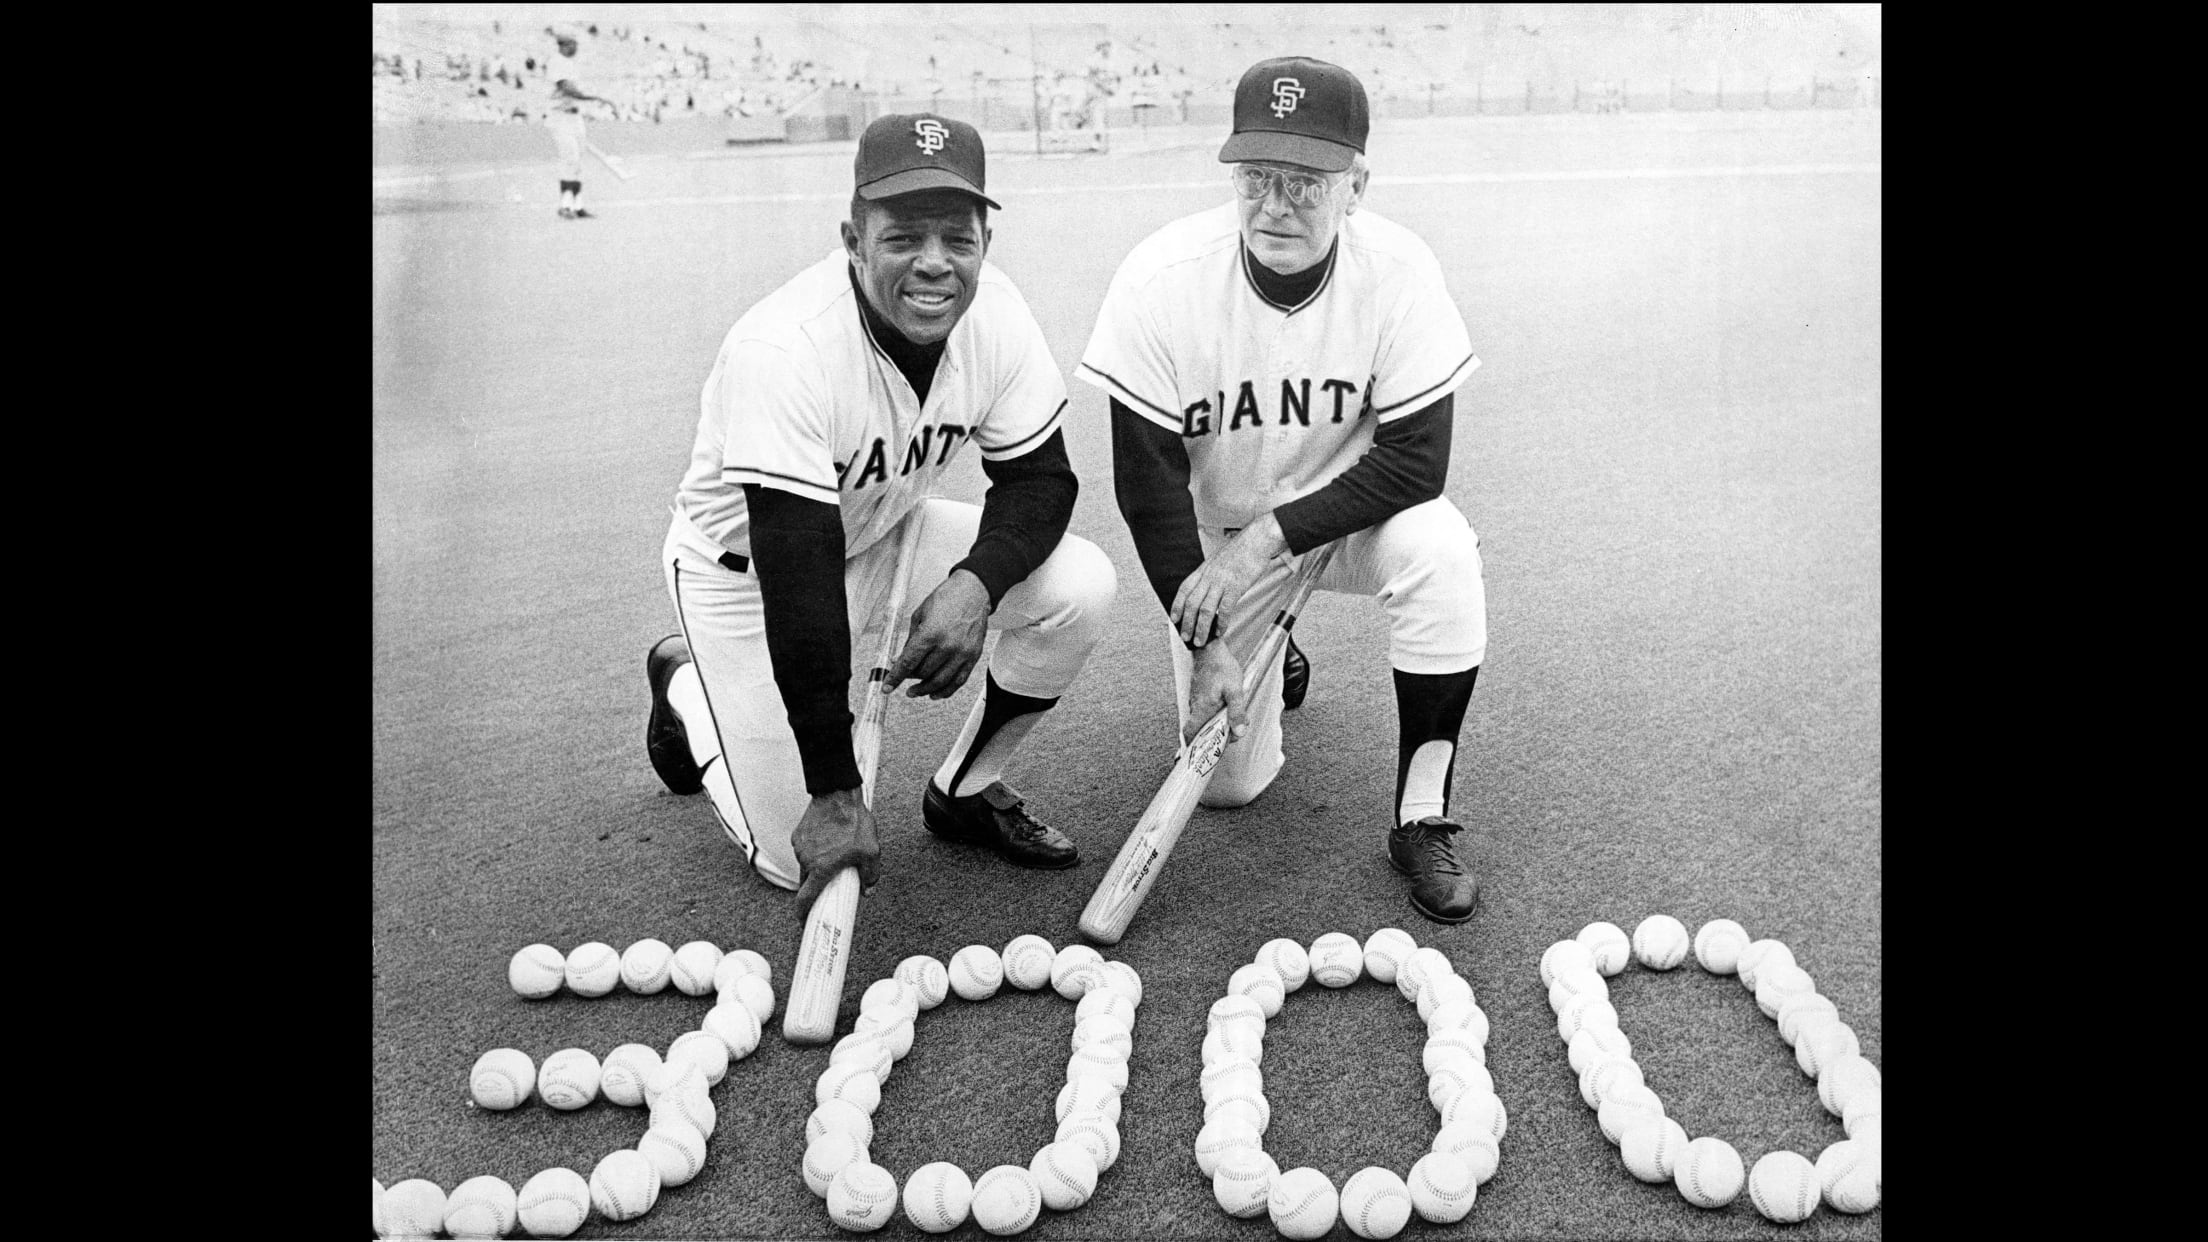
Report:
544,29,613,219
1078,57,1491,924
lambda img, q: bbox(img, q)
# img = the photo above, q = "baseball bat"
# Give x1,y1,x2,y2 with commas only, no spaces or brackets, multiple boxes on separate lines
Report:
1078,541,1338,945
782,512,929,1044
585,139,636,181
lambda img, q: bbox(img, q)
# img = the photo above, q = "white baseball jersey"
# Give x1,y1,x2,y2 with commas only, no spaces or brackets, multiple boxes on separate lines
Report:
548,47,587,111
1076,202,1477,531
676,248,1068,560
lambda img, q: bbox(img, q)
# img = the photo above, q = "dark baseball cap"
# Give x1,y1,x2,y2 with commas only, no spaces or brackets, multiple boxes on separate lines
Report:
1218,57,1369,173
854,113,1001,209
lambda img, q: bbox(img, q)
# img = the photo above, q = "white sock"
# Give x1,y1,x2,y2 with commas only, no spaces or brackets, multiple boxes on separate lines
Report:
666,661,720,769
934,699,1044,797
1397,740,1455,825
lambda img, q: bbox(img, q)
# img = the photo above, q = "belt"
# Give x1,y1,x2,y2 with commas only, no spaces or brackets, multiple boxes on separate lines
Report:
718,551,750,573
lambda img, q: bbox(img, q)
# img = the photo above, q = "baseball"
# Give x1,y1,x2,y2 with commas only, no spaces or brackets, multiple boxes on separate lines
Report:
1203,1084,1270,1133
1095,959,1145,1005
1030,1139,1100,1210
1776,990,1840,1045
1432,1121,1501,1184
443,1176,516,1240
854,1009,916,1059
1362,927,1418,985
1055,1113,1122,1172
1198,1056,1259,1102
1539,938,1597,986
1442,1088,1507,1143
1255,937,1312,991
949,944,1005,1000
537,1047,602,1109
1631,914,1691,970
895,954,952,1009
620,937,675,993
1794,1018,1860,1077
1736,937,1795,989
1423,1032,1485,1073
726,972,776,1024
1399,946,1453,1003
515,1168,590,1238
650,1081,717,1140
704,998,765,1059
1207,994,1268,1038
1001,933,1057,990
1268,1166,1340,1241
807,1098,877,1148
1567,1024,1633,1075
1339,1166,1412,1241
643,1054,705,1107
669,939,723,995
1193,1114,1263,1176
1596,1083,1666,1145
1426,1059,1494,1113
666,1030,730,1087
1075,986,1140,1031
826,1161,900,1232
1843,1087,1883,1140
1754,962,1816,1018
1749,1150,1821,1224
1228,962,1286,1017
1425,999,1490,1047
638,1119,709,1188
1546,965,1607,1012
1556,992,1621,1043
711,946,768,993
1418,971,1475,1022
1056,1075,1122,1126
1674,1136,1745,1208
970,1164,1042,1235
1202,1024,1264,1068
803,1129,870,1198
508,944,566,999
1071,1013,1135,1058
832,1032,896,1084
860,976,919,1022
1620,1116,1688,1183
599,1043,661,1107
563,940,620,997
379,1179,447,1240
903,1161,974,1232
1692,918,1750,974
588,1149,660,1223
1050,942,1106,999
1211,1147,1279,1218
1407,1151,1476,1223
817,1061,883,1114
1576,921,1632,976
373,1178,384,1236
1816,1139,1881,1213
1307,931,1364,987
1579,1055,1645,1109
1066,1046,1130,1091
469,1048,535,1110
1817,1054,1883,1116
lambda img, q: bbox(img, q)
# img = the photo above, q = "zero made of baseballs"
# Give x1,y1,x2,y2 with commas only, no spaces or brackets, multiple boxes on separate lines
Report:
1212,1147,1279,1218
588,1149,661,1223
1001,934,1057,991
638,1119,709,1188
1228,962,1287,1018
803,1129,870,1198
516,1168,590,1238
1631,915,1691,970
1576,922,1632,976
1030,1139,1100,1210
903,1161,974,1233
1256,937,1312,991
620,937,675,994
509,944,566,999
600,1043,661,1107
1363,927,1418,984
1692,918,1750,974
379,1179,448,1239
1620,1116,1689,1183
827,1161,900,1232
1749,1150,1822,1224
668,939,723,995
1268,1166,1340,1241
949,944,1005,1000
1407,1151,1476,1224
444,1175,518,1240
896,954,952,1008
1339,1166,1412,1241
537,1047,603,1109
970,1164,1043,1236
469,1048,536,1110
1675,1136,1745,1208
1307,932,1364,987
563,941,621,997
1736,938,1796,989
1816,1139,1881,1213
1539,938,1597,986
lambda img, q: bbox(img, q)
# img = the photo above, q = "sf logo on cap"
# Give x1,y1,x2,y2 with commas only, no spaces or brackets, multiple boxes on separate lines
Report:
1270,78,1306,117
914,118,949,154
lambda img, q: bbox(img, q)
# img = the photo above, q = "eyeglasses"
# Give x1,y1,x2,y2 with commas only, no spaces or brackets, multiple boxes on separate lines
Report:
1229,164,1343,207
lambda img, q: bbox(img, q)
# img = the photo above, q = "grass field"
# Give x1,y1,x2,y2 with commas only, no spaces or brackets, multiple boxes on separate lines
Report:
373,108,1880,1239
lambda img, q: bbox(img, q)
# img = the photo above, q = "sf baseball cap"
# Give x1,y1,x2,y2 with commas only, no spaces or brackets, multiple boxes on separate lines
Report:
1218,56,1369,173
854,113,1002,209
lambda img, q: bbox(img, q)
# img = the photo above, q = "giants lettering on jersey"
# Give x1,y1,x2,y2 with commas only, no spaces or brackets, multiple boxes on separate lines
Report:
1179,377,1373,437
839,423,971,489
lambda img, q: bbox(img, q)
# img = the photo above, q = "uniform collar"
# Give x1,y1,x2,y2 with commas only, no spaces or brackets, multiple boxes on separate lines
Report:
1241,238,1338,315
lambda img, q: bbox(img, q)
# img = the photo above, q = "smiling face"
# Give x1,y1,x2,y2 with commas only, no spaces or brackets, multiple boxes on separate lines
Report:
1235,159,1368,275
841,191,991,345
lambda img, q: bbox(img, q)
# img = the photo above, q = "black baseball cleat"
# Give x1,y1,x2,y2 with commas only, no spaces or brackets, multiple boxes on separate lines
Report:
571,207,596,219
1282,635,1310,710
1388,815,1480,923
922,780,1079,869
645,635,704,795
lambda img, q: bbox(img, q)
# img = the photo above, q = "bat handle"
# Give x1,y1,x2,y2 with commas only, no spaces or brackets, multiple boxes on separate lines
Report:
783,866,860,1045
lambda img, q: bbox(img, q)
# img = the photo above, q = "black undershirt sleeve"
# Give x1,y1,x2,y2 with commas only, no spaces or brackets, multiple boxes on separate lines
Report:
955,428,1078,607
1273,393,1455,553
1110,398,1208,613
743,484,863,795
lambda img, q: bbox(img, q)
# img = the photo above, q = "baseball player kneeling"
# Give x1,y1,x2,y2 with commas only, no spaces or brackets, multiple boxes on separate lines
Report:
1077,57,1489,923
645,113,1116,915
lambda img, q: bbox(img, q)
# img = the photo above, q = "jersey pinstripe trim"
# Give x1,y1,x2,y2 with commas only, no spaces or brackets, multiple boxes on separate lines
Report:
979,398,1067,459
1373,353,1482,418
1073,363,1180,428
721,465,840,504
